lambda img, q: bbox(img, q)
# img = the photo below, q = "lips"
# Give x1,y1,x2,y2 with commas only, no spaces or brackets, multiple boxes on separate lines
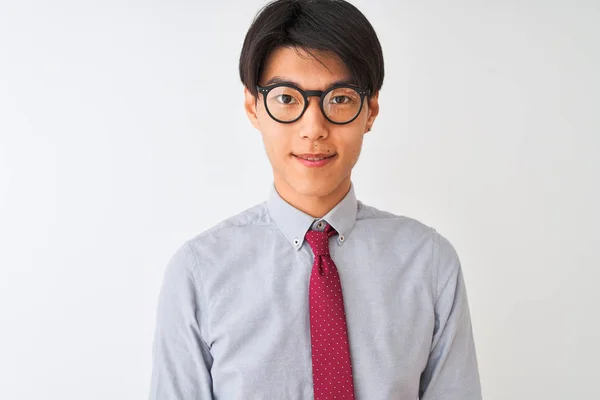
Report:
294,153,336,161
293,153,337,168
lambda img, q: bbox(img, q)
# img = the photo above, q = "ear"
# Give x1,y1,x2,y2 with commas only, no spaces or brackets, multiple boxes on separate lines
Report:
365,91,380,133
244,87,261,130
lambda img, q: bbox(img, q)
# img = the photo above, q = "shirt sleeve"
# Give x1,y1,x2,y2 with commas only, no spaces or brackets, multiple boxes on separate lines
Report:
149,241,213,400
419,232,482,400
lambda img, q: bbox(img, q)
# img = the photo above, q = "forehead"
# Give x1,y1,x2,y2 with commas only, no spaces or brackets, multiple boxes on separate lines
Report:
260,46,352,90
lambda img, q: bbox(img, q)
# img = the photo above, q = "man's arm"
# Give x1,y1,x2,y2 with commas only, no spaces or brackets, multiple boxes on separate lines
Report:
149,241,213,399
419,233,482,400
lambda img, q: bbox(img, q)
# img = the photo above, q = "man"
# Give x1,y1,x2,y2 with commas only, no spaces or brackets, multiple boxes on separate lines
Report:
149,0,482,399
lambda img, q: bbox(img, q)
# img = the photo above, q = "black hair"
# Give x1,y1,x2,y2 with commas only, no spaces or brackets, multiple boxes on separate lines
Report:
239,0,384,98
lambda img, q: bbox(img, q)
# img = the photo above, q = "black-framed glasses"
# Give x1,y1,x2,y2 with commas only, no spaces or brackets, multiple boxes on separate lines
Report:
256,83,370,125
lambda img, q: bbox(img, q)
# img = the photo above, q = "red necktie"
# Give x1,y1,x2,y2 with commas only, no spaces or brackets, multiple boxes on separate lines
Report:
306,223,356,399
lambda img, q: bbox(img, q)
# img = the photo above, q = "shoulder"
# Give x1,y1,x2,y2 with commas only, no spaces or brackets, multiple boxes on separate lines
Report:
188,201,269,244
166,202,269,272
356,200,460,266
357,200,437,240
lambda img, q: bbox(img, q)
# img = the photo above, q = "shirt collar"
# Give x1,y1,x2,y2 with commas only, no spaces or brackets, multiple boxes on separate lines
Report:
267,183,358,250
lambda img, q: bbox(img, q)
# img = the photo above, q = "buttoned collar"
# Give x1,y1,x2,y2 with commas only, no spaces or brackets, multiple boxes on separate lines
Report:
267,183,358,250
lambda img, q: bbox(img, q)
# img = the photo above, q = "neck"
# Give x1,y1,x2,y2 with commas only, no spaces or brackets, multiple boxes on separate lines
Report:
274,177,352,218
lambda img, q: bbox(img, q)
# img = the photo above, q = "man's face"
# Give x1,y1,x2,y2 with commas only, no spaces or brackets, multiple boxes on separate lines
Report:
244,46,379,202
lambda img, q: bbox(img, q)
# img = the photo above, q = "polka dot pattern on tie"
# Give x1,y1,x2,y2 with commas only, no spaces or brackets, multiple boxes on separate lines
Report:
306,223,356,400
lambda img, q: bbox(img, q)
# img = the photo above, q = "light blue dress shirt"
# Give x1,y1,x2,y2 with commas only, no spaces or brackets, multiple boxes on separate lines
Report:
149,183,482,399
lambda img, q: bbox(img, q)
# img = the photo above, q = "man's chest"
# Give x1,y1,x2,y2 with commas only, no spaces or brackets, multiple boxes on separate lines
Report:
198,245,435,399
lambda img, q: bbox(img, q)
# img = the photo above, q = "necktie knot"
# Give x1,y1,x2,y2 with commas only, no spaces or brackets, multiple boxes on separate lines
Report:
305,223,337,257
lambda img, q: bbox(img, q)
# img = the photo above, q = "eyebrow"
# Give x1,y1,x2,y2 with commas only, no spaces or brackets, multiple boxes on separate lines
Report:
262,76,357,89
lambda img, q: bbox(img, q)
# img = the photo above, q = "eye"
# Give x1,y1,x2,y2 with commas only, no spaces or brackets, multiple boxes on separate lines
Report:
330,96,351,104
275,94,299,105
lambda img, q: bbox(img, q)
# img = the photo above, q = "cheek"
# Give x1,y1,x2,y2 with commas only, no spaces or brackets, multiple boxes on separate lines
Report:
260,124,292,157
336,124,365,148
349,136,365,156
338,133,365,165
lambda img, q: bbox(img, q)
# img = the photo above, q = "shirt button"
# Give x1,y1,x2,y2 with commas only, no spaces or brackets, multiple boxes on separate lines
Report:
339,234,345,242
293,238,300,246
316,221,325,230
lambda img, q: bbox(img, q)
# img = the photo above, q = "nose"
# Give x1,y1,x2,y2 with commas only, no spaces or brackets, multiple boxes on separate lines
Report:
298,97,329,141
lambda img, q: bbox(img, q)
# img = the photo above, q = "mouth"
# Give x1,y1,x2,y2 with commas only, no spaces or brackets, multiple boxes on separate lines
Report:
293,153,337,167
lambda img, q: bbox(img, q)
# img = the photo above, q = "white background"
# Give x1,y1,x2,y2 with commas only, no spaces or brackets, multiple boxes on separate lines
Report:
1,0,599,399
